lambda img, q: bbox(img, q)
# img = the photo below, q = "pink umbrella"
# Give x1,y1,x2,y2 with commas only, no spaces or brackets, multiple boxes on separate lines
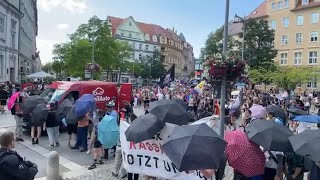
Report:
8,92,20,110
225,130,265,177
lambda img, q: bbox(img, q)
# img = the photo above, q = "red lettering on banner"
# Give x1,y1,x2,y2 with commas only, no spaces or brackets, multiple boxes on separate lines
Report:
139,142,147,150
146,142,153,151
130,142,137,149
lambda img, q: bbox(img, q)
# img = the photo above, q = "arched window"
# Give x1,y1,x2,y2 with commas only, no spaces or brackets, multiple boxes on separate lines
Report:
145,34,150,41
152,35,157,42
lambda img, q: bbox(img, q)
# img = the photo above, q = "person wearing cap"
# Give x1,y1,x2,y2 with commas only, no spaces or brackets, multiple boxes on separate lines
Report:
103,101,118,160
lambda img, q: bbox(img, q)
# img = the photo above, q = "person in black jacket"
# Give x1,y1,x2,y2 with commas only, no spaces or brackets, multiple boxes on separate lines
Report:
0,131,38,180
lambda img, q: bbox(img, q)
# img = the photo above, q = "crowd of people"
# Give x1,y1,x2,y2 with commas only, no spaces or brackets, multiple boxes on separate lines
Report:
0,79,320,180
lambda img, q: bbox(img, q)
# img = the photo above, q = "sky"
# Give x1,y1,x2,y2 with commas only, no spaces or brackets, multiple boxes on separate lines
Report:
37,0,264,64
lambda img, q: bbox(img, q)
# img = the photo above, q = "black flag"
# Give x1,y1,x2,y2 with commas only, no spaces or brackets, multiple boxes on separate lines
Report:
158,64,175,88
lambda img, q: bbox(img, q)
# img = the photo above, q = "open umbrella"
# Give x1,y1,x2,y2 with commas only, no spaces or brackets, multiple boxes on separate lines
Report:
65,108,78,125
161,123,226,171
245,119,293,152
225,130,265,177
73,94,95,118
21,95,46,114
125,113,164,143
266,105,286,120
289,129,320,163
56,99,73,121
287,108,309,115
172,98,188,111
293,115,320,123
31,104,48,126
7,92,20,110
149,99,190,125
98,115,119,148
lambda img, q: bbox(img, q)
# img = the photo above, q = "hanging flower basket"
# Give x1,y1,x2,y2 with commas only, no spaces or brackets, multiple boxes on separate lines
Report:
208,56,246,82
85,63,101,72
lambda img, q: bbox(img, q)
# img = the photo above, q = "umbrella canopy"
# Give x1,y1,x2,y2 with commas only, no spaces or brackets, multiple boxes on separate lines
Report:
65,107,78,125
249,104,267,119
73,94,95,118
161,123,226,171
287,108,309,115
266,105,286,120
125,113,164,143
56,99,73,121
98,115,119,148
31,104,48,125
245,119,293,152
293,115,320,123
172,98,188,111
7,92,20,110
289,129,320,163
21,95,46,114
231,90,240,96
225,130,265,177
149,99,190,125
26,71,55,78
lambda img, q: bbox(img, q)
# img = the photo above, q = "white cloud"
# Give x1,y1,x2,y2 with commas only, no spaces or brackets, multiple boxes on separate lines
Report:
56,24,70,30
38,0,87,14
37,39,58,64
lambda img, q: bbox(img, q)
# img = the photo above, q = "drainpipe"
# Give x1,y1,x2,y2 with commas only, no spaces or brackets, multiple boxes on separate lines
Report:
17,0,23,83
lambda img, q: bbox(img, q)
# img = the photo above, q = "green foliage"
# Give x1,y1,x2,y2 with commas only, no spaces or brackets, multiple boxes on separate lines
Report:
52,16,132,78
136,50,166,79
248,62,276,85
42,63,52,73
244,19,278,69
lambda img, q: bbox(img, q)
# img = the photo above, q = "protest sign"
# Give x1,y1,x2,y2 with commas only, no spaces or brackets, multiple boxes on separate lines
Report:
120,121,213,180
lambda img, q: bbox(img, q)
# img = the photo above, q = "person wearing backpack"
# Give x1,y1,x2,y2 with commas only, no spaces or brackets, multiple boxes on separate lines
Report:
0,131,38,179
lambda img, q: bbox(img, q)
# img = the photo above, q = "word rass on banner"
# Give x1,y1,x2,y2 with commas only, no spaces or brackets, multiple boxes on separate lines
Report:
120,121,212,180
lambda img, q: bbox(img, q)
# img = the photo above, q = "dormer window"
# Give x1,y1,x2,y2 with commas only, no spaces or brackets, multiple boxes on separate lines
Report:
152,35,157,42
302,0,309,5
145,34,150,41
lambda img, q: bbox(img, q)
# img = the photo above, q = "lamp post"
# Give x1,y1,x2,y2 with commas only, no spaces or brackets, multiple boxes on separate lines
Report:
219,0,230,137
234,14,246,60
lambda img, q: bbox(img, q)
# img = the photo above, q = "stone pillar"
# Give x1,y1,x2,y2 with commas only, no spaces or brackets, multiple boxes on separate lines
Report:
47,151,60,180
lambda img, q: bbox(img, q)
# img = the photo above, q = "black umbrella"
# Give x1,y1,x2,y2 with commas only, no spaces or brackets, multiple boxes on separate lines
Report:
65,107,78,125
172,98,188,111
149,99,190,125
289,129,320,163
21,95,46,114
31,104,48,125
245,119,294,152
56,99,73,121
266,105,286,120
161,123,227,171
125,113,164,143
287,108,309,115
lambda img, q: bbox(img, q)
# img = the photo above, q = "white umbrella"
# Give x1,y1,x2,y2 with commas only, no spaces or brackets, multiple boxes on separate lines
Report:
26,71,55,78
231,90,240,96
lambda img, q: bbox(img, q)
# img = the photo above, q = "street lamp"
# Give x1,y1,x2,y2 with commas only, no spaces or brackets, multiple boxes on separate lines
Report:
233,14,246,60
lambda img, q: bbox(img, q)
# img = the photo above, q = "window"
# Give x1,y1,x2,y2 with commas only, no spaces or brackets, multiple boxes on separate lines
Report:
284,0,289,8
145,45,149,51
283,17,289,27
11,19,17,31
307,78,317,89
270,20,277,30
296,33,303,44
302,0,309,5
152,35,157,42
145,34,150,41
139,53,142,60
311,13,319,24
294,52,302,65
132,42,135,49
11,32,15,49
278,1,283,9
0,54,3,76
121,32,124,37
281,35,288,45
0,17,4,33
280,53,288,65
272,2,277,10
139,44,142,50
153,46,157,51
309,51,318,64
297,15,304,25
311,32,318,42
129,33,132,38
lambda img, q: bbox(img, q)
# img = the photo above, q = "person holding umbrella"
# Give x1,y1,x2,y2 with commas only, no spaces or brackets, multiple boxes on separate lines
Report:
9,90,24,142
46,102,60,148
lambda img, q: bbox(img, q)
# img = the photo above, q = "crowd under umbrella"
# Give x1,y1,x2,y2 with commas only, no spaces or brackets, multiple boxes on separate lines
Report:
225,130,266,178
245,119,294,152
293,115,320,123
21,95,46,114
98,115,119,149
31,104,49,126
289,129,320,163
265,105,286,120
56,99,73,121
161,123,226,171
149,99,190,125
125,113,164,143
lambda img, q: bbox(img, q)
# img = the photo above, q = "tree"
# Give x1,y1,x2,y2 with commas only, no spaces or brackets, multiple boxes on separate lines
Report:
244,19,278,69
42,63,52,73
202,28,240,58
248,62,276,91
137,50,166,79
51,60,64,79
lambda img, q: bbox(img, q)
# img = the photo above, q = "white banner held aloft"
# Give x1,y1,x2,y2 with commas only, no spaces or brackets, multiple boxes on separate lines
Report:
120,121,213,180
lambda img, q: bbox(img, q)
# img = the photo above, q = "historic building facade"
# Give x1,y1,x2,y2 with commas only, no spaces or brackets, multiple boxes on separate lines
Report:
0,0,21,82
107,16,195,79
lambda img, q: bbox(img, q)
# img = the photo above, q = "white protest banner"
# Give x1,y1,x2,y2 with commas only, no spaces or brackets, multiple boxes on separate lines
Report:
120,121,213,180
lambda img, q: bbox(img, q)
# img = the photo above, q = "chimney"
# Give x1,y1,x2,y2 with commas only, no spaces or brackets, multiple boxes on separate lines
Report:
172,27,175,32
